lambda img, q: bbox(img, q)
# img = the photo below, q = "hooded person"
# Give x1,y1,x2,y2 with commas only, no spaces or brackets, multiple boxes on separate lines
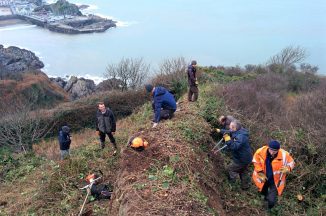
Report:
58,125,71,160
145,84,177,128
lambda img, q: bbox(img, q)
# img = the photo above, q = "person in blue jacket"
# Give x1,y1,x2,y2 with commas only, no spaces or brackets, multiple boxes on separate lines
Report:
218,120,253,189
145,84,177,128
58,125,71,160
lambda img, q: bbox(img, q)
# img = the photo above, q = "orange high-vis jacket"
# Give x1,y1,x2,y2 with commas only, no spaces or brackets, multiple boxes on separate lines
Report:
252,146,294,195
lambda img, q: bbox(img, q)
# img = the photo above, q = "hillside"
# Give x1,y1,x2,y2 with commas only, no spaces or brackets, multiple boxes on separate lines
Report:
0,65,325,215
0,71,69,108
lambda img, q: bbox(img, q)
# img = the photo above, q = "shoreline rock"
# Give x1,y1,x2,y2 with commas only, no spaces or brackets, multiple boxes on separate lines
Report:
0,45,44,75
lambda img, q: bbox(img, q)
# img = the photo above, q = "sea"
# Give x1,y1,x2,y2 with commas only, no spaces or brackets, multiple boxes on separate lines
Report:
0,0,325,83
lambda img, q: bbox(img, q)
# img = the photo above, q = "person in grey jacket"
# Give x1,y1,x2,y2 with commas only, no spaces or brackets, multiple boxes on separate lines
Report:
96,102,117,153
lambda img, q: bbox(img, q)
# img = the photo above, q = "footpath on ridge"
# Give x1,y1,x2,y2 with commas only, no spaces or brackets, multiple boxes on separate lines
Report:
108,97,226,215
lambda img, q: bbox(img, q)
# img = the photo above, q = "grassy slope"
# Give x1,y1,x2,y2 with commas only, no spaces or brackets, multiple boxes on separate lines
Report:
0,71,69,107
1,69,324,215
1,91,229,215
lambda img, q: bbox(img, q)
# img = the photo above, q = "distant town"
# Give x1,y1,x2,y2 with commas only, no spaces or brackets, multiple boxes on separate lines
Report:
0,0,116,34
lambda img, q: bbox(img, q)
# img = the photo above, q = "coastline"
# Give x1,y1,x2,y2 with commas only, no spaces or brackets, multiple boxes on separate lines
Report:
0,19,27,27
0,14,116,34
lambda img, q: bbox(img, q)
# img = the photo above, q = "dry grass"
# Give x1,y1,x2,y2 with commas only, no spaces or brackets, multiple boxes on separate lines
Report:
33,128,97,160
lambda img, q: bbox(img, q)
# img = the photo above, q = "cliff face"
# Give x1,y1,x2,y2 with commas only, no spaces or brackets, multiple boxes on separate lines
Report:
63,76,96,100
0,45,44,76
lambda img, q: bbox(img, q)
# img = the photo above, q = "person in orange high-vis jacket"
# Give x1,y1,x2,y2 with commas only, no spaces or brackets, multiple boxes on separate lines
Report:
252,140,294,209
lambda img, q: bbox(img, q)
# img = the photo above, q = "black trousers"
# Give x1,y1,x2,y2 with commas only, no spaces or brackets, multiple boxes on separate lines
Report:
261,181,278,209
227,162,250,189
188,85,198,102
152,102,175,121
99,131,116,149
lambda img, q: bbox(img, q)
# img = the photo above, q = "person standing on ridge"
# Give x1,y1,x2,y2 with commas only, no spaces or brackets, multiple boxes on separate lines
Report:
145,84,177,128
96,102,117,154
252,140,294,209
187,60,199,102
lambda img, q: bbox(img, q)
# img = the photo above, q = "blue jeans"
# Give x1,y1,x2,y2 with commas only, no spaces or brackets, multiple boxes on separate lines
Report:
60,149,70,160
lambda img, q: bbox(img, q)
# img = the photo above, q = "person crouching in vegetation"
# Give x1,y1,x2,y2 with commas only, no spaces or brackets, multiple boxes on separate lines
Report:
58,125,71,160
187,60,199,102
252,140,294,210
96,102,117,154
216,121,252,190
218,115,236,130
145,84,177,128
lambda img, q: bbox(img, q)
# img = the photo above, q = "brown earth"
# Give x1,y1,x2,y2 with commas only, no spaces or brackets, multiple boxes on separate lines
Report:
1,95,264,215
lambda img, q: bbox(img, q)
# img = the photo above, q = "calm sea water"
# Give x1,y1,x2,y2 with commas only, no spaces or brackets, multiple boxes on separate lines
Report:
1,0,325,81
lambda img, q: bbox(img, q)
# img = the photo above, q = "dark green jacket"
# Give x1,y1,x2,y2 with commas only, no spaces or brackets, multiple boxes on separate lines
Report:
96,108,116,133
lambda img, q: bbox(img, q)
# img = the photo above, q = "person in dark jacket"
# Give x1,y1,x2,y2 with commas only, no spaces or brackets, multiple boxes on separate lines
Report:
187,60,198,102
145,84,177,128
96,102,117,152
219,120,253,189
58,125,71,160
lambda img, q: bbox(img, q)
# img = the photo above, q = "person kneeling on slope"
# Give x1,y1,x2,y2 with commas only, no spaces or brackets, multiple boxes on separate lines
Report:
145,84,177,128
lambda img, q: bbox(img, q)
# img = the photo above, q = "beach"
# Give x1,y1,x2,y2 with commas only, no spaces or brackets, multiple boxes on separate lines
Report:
0,18,26,27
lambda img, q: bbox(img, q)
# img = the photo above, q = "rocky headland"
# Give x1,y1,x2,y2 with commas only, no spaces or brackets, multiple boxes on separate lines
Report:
0,0,116,34
0,45,124,100
0,45,44,74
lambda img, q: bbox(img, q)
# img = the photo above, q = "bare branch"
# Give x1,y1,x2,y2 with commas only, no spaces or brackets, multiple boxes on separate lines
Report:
268,46,307,72
104,58,150,91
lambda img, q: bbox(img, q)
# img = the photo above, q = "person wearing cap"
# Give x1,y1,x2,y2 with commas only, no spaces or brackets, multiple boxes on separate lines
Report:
187,60,199,102
58,125,71,160
145,84,177,128
252,140,295,209
221,120,253,190
96,102,117,153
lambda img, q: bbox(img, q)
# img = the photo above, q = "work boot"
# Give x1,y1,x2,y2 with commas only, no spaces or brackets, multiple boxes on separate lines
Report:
112,143,117,155
100,142,105,149
241,180,250,190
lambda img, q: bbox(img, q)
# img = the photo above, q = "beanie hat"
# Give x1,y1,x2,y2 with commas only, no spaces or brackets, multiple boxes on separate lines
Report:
191,60,197,65
145,84,153,93
62,126,70,133
268,140,280,150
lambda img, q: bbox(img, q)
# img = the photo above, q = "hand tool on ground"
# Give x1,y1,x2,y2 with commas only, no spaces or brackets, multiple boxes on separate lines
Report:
78,176,102,216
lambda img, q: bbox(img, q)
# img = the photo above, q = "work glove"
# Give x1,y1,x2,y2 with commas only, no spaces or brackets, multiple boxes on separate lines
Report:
257,172,267,182
216,128,221,133
152,123,158,128
96,131,100,136
280,166,290,174
223,134,231,142
195,80,199,85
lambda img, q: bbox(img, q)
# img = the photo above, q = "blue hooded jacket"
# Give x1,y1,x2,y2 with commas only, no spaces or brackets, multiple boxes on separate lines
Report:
58,126,71,150
153,86,177,123
225,128,253,165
